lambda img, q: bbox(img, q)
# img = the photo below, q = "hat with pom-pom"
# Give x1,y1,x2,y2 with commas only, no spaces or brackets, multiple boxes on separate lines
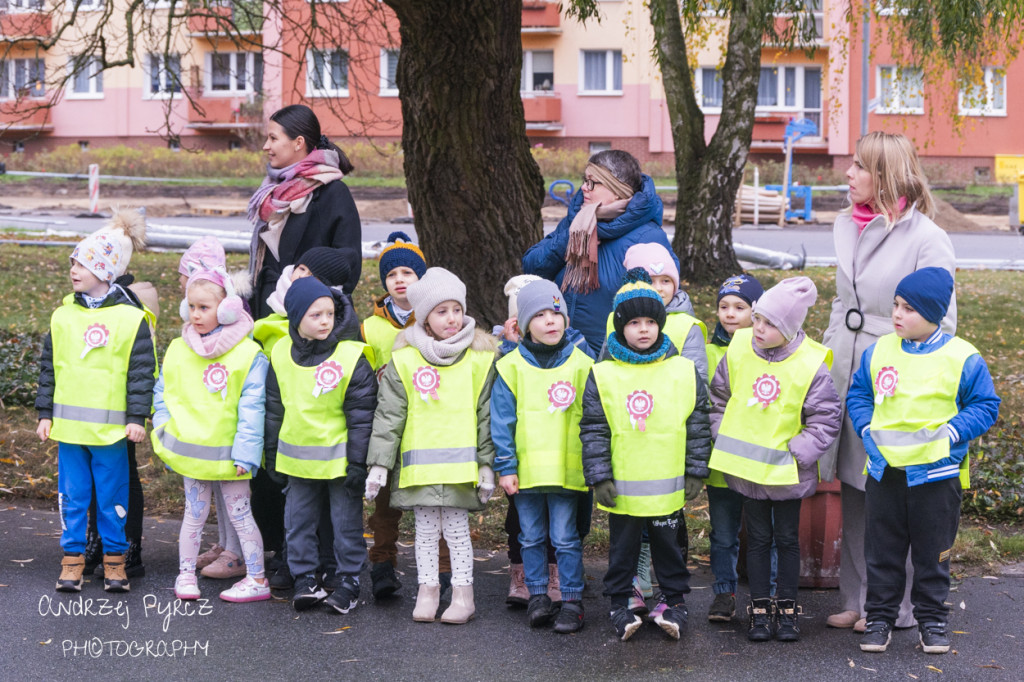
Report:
612,267,666,335
71,208,146,284
378,231,427,287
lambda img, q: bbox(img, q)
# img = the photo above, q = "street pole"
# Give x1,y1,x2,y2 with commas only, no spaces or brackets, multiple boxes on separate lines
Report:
860,0,870,137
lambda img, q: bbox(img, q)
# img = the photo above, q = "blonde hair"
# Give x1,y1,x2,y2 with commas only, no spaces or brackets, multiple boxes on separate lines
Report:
187,278,227,303
851,131,934,229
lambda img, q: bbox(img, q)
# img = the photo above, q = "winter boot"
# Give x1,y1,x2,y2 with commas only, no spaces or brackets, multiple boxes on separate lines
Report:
371,562,402,599
506,563,528,607
546,563,562,604
440,585,475,624
775,599,801,642
412,584,441,622
747,598,773,642
102,553,130,593
123,539,145,578
56,553,86,592
635,541,653,598
527,594,557,628
83,529,103,576
553,600,585,634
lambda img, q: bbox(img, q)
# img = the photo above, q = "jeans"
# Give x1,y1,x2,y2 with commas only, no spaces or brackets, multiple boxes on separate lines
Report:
744,497,801,601
58,441,129,553
515,491,584,601
706,484,743,595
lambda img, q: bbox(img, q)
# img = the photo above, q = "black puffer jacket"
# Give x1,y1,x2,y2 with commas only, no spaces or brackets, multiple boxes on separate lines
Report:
580,344,712,486
264,290,378,472
36,284,157,426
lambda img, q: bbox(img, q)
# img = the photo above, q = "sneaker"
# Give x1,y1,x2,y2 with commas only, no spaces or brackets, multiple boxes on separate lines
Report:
506,563,528,607
747,598,773,642
83,530,103,576
860,620,894,653
292,574,327,611
628,580,649,615
918,622,951,654
102,553,130,593
371,562,402,600
56,553,85,593
527,594,557,628
553,600,585,634
269,563,295,590
195,543,224,570
94,540,145,579
609,605,643,642
774,599,801,642
220,576,271,603
200,550,246,580
651,600,688,640
174,573,201,600
708,592,736,622
322,571,339,594
325,576,360,614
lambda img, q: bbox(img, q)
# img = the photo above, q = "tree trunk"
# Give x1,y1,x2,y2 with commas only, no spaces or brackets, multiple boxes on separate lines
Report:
385,0,545,326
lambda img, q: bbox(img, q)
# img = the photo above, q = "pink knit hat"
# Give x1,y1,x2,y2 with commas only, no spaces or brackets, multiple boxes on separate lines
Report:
752,276,818,341
623,243,679,292
178,236,226,277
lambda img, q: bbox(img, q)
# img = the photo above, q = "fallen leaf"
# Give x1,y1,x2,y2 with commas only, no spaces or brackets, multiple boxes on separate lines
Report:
926,665,943,673
11,558,33,564
861,667,877,672
952,630,969,634
847,658,855,668
908,674,919,679
981,575,999,580
959,600,966,610
989,540,998,552
39,639,51,645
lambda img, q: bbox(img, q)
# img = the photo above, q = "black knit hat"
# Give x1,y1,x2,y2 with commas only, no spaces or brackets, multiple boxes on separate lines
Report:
298,246,350,288
612,267,667,336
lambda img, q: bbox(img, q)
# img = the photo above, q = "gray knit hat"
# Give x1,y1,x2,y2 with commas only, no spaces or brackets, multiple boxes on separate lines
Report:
752,276,817,341
406,267,467,321
515,279,568,334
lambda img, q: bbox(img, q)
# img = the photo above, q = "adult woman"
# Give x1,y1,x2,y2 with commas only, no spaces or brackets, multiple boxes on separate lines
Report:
821,131,956,631
522,150,678,356
248,104,362,319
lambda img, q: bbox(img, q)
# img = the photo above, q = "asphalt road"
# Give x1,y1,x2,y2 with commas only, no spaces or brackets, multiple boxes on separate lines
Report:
3,503,1022,681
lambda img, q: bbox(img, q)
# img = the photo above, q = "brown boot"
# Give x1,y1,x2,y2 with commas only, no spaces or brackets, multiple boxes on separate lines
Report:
412,584,441,622
56,553,86,592
506,563,528,607
440,585,475,624
103,553,130,593
547,563,561,604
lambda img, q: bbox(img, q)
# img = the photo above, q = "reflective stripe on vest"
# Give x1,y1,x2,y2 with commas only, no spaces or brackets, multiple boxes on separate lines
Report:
363,315,399,372
253,314,289,356
868,333,977,469
592,355,696,517
605,311,707,355
495,345,593,492
150,337,261,480
271,338,370,479
704,342,729,488
709,328,832,486
392,345,494,488
50,299,148,446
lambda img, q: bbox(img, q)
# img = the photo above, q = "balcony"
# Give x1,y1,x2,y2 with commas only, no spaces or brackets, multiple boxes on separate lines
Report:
522,1,560,34
749,112,826,151
186,95,262,131
0,105,54,133
522,93,561,131
0,11,52,40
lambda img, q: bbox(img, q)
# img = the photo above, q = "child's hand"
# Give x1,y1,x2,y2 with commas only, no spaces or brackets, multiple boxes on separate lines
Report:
499,474,519,496
593,480,618,508
236,465,248,477
477,465,496,503
502,317,520,343
125,423,146,443
36,419,52,442
365,465,389,501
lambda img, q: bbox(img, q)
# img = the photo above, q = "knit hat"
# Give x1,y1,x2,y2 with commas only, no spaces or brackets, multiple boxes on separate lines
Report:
717,273,765,306
503,274,542,318
284,276,333,323
623,243,679,293
378,231,427,287
70,209,146,284
515,279,567,333
895,267,954,325
406,267,466,322
752,276,817,341
612,267,666,335
178,235,226,277
298,246,351,288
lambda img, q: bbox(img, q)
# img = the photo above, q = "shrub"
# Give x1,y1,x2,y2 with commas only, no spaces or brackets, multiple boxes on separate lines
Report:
0,331,43,408
962,439,1024,521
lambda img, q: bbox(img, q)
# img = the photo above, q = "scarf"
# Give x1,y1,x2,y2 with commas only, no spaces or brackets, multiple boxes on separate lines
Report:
181,312,255,360
520,334,568,369
266,264,295,316
247,149,345,282
606,330,671,365
403,315,478,366
851,196,908,234
562,164,632,294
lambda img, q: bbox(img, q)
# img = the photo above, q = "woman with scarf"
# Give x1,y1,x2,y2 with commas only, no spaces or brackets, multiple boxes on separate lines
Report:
821,131,957,633
522,150,677,357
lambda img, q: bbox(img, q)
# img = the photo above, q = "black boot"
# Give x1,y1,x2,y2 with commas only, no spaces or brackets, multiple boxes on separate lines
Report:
123,539,145,578
775,599,801,642
83,528,103,576
747,598,774,642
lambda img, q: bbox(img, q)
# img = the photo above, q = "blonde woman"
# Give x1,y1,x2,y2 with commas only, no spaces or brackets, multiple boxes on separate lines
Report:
821,131,957,631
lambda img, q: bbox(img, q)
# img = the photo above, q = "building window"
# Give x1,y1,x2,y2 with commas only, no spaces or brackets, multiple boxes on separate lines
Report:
0,59,46,99
14,141,25,153
580,50,622,95
168,138,181,151
695,65,822,129
694,67,723,109
380,49,399,96
207,51,263,95
65,0,103,9
67,55,104,99
8,0,45,9
522,50,554,92
78,140,89,151
958,67,1006,117
877,66,924,114
589,141,612,155
146,53,182,98
229,139,242,151
307,49,349,97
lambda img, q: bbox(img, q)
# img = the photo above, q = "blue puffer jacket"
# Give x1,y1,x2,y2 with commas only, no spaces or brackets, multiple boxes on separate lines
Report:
522,175,677,356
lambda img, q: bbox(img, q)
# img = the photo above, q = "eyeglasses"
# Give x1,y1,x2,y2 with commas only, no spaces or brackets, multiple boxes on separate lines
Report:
582,177,603,191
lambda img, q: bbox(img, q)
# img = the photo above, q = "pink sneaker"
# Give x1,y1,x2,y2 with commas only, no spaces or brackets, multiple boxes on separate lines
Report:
220,576,271,603
196,544,225,570
200,550,246,579
628,581,649,615
175,573,201,600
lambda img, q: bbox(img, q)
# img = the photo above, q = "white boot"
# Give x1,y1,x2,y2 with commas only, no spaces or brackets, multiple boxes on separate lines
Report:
440,585,475,624
412,584,440,622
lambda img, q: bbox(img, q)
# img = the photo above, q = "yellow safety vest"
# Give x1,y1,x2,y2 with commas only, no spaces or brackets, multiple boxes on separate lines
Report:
709,328,832,486
704,341,730,488
253,314,289,357
151,338,261,480
49,299,149,446
495,346,592,492
592,355,696,517
869,334,978,472
363,315,401,372
605,311,706,356
391,345,494,488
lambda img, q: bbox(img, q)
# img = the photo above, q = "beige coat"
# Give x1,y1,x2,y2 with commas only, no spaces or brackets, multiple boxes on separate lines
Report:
820,208,956,488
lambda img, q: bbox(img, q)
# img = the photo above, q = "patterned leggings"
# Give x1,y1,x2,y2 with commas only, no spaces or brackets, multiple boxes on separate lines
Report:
179,478,264,579
414,506,474,587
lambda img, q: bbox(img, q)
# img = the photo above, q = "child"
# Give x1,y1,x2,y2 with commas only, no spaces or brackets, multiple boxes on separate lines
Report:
708,276,841,642
365,267,497,624
580,269,711,641
848,268,999,655
492,279,593,633
264,277,378,613
152,267,270,602
37,215,155,593
704,273,764,623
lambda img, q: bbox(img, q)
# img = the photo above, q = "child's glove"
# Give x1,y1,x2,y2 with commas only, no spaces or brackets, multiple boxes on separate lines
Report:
862,428,887,482
594,480,618,508
684,475,704,500
364,465,390,501
477,465,496,504
344,463,368,499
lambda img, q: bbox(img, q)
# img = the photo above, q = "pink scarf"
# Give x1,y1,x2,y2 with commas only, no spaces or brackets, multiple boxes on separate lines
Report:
562,199,629,294
851,197,908,234
181,313,255,360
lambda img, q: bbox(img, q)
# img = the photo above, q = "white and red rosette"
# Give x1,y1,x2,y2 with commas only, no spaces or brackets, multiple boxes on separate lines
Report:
203,362,230,399
747,373,781,409
413,366,441,402
874,366,899,405
80,323,110,359
625,389,654,432
547,380,576,414
313,359,344,398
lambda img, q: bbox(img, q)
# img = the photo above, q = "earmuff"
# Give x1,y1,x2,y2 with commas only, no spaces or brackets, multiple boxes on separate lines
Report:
181,268,244,325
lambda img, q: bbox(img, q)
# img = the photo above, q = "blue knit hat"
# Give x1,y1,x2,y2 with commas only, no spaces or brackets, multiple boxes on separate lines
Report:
285,275,333,324
718,273,764,306
378,231,427,288
895,267,954,325
612,267,666,335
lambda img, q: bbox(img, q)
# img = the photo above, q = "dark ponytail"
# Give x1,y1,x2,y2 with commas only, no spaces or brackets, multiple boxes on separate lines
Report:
269,104,355,174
